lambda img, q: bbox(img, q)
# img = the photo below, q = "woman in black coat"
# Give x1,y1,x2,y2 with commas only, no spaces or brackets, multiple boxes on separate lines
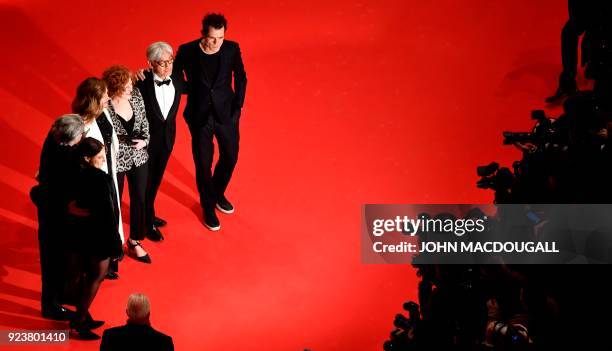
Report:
32,114,84,320
69,137,123,340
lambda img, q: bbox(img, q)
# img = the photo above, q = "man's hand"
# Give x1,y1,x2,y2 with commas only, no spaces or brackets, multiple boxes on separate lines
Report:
134,68,149,81
132,139,147,150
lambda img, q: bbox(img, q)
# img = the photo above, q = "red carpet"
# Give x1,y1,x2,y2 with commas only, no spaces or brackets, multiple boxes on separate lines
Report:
0,1,573,349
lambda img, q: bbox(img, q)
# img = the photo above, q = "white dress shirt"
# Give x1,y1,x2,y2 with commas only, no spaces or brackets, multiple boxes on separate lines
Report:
153,73,175,120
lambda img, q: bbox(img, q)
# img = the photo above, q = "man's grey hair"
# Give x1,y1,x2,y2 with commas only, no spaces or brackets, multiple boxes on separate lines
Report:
126,293,151,321
51,114,84,145
146,41,173,62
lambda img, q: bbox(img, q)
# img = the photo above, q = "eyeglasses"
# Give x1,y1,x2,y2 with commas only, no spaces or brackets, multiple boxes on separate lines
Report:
154,58,174,68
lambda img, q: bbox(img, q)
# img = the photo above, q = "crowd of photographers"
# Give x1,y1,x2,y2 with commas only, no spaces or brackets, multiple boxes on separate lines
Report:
384,2,612,350
479,95,612,204
386,263,612,350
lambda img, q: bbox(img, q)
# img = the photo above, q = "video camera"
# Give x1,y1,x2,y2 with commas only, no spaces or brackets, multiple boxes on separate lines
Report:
502,110,566,149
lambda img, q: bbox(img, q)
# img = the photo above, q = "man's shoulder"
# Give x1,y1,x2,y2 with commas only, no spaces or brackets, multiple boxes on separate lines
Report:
102,324,171,339
102,324,128,337
146,326,173,345
178,39,201,52
156,329,173,343
223,40,240,50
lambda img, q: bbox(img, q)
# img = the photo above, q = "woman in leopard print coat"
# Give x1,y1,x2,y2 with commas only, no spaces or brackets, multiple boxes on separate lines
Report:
103,65,152,264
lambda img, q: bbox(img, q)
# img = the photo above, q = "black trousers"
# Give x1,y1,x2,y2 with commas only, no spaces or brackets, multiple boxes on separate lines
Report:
117,162,148,241
189,113,239,213
145,143,172,230
37,207,65,310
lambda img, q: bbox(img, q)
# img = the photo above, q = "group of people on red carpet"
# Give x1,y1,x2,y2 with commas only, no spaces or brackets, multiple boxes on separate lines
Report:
30,13,247,345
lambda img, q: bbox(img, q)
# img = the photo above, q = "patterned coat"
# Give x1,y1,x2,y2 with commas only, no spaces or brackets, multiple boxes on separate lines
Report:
108,88,150,173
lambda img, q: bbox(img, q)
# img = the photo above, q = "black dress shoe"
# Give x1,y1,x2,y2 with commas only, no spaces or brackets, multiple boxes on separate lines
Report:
127,241,152,264
146,227,164,242
153,217,167,227
70,320,100,340
72,328,100,340
85,312,104,329
216,195,235,214
204,210,221,231
105,271,119,280
42,306,73,321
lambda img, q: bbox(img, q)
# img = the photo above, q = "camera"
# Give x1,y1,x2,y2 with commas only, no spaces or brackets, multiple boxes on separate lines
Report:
502,110,565,147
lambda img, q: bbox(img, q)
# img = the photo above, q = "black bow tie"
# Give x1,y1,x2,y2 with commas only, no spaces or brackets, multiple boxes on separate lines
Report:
155,79,171,86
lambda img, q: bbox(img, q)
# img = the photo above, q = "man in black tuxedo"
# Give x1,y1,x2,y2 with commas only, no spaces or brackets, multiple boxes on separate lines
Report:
100,293,173,351
173,13,247,231
136,42,184,241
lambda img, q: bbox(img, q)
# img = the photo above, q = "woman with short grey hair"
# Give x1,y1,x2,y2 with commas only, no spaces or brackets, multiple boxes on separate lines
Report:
32,114,86,322
50,114,85,145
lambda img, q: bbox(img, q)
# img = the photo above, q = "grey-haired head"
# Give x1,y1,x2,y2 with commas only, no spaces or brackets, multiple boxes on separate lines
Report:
51,114,85,146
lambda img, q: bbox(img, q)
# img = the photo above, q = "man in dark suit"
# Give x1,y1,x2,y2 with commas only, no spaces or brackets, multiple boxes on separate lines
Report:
173,13,247,231
136,42,184,241
100,293,173,351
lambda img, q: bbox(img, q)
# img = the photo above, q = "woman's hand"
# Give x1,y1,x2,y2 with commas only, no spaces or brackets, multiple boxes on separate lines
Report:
132,139,147,150
68,200,90,217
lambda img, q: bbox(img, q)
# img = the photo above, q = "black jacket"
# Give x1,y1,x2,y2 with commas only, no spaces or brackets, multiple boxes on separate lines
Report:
69,166,122,260
32,132,81,248
174,39,247,126
136,70,184,152
33,133,80,212
100,323,174,351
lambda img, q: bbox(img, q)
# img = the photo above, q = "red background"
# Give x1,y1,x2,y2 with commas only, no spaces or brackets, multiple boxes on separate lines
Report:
0,1,575,349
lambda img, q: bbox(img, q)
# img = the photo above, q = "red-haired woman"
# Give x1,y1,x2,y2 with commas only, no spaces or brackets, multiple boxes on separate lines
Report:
103,65,151,263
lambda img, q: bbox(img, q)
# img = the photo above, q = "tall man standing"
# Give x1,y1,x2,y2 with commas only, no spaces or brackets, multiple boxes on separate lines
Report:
173,13,247,231
136,42,184,241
